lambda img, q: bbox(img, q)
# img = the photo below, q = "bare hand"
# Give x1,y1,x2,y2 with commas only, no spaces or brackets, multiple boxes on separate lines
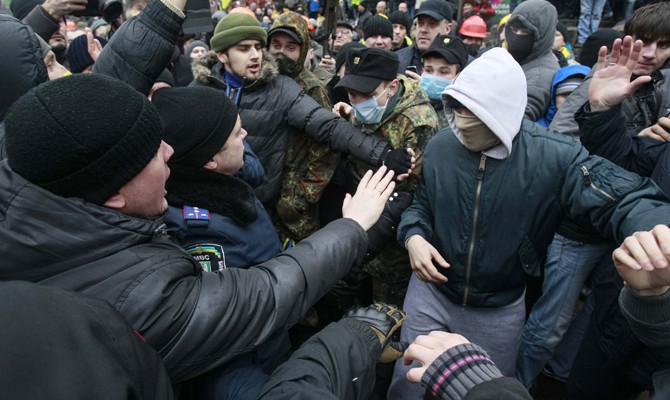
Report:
406,235,449,282
404,70,421,81
404,331,469,383
42,0,87,19
638,117,670,142
588,36,652,112
342,166,396,231
85,28,103,62
613,224,670,295
319,55,336,72
332,101,352,119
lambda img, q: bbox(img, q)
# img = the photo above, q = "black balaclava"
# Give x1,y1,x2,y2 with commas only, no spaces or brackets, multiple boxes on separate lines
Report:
505,22,534,63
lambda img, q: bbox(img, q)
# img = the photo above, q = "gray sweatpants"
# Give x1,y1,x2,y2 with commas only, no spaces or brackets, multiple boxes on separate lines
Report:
387,274,526,399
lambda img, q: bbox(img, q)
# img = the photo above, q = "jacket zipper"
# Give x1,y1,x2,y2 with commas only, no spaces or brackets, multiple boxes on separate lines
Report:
463,154,487,305
580,166,617,201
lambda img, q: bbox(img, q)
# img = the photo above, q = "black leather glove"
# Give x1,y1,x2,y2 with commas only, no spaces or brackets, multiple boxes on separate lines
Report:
378,146,412,176
365,191,413,262
343,303,408,363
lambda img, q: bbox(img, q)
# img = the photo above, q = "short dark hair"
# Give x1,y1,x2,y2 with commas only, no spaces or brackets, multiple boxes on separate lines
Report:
624,2,670,43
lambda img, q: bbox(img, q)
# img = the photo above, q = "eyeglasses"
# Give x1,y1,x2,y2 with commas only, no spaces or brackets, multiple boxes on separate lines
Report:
335,29,352,36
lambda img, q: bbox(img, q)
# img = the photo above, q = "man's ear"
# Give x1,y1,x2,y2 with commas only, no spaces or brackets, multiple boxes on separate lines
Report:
389,79,399,97
444,21,453,34
203,160,218,171
216,51,228,65
103,193,127,210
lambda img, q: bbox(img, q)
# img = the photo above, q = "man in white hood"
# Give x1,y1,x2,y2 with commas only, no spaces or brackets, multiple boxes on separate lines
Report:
387,48,670,398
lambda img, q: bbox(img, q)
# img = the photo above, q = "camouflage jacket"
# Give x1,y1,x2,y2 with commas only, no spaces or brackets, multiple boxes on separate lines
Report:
271,12,341,241
350,75,439,298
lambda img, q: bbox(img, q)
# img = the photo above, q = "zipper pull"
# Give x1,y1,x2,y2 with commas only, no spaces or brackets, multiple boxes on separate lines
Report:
581,166,591,186
477,154,487,180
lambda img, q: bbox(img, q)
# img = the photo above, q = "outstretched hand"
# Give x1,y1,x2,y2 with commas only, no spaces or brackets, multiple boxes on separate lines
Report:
613,224,670,296
342,166,395,231
406,235,450,283
404,331,470,383
588,35,652,112
85,28,103,62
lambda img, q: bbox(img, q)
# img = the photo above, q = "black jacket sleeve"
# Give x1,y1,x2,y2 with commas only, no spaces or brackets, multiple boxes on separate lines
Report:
122,219,368,383
577,102,670,195
22,5,60,42
93,0,183,95
282,80,389,165
258,318,380,400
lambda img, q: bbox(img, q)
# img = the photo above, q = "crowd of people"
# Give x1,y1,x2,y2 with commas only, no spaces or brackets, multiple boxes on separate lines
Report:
1,0,670,398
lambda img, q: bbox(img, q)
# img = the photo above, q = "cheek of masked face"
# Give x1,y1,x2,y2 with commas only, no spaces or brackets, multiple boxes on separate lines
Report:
453,110,500,152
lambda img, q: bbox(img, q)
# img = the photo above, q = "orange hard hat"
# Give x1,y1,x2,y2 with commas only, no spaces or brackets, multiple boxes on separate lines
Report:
459,15,487,39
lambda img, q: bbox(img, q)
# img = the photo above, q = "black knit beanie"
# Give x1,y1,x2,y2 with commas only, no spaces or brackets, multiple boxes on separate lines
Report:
389,11,411,32
4,74,163,205
578,28,622,68
152,86,238,167
364,15,393,40
67,34,108,73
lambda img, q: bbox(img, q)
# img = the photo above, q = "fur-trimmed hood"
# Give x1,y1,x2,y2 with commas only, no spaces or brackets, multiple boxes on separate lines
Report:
191,50,279,90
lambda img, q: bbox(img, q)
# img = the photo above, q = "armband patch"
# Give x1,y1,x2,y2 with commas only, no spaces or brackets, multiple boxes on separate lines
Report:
185,243,226,272
183,206,210,221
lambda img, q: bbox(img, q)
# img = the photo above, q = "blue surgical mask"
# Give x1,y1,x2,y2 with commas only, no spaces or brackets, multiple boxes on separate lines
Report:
352,86,390,124
421,74,452,101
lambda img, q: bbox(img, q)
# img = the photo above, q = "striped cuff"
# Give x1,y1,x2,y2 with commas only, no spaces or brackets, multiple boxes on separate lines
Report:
422,343,502,399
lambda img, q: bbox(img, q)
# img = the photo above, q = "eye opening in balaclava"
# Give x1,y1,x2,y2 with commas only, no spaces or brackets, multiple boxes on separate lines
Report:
505,21,535,63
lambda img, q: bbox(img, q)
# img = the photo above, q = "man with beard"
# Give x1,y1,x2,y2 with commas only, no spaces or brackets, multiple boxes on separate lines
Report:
267,12,340,246
10,0,85,64
395,0,453,74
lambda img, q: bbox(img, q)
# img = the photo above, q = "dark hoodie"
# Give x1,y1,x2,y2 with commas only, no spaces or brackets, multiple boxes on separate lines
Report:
506,0,559,121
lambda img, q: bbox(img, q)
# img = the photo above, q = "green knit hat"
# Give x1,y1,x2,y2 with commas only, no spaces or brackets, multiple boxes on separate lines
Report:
211,13,267,52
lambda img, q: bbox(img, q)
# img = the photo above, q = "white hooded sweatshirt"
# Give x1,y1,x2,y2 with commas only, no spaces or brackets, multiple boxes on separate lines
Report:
442,48,527,160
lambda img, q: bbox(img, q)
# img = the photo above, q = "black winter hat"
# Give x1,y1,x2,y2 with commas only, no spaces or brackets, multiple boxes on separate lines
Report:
364,15,393,39
389,11,412,32
152,86,238,168
556,21,569,44
67,34,108,73
578,28,622,68
4,74,163,205
336,47,399,93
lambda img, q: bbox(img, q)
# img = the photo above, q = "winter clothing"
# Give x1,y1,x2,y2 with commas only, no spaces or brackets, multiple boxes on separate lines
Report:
67,34,108,73
550,63,670,138
93,0,185,96
363,15,393,40
0,281,174,400
0,159,369,383
211,13,267,52
577,103,670,195
191,50,389,209
506,0,560,121
269,12,340,241
153,86,237,167
9,0,42,20
4,74,163,206
389,10,411,32
258,317,382,399
399,48,670,308
0,15,48,122
537,64,590,127
421,343,532,400
347,72,439,306
185,40,209,57
578,28,621,68
337,47,399,94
